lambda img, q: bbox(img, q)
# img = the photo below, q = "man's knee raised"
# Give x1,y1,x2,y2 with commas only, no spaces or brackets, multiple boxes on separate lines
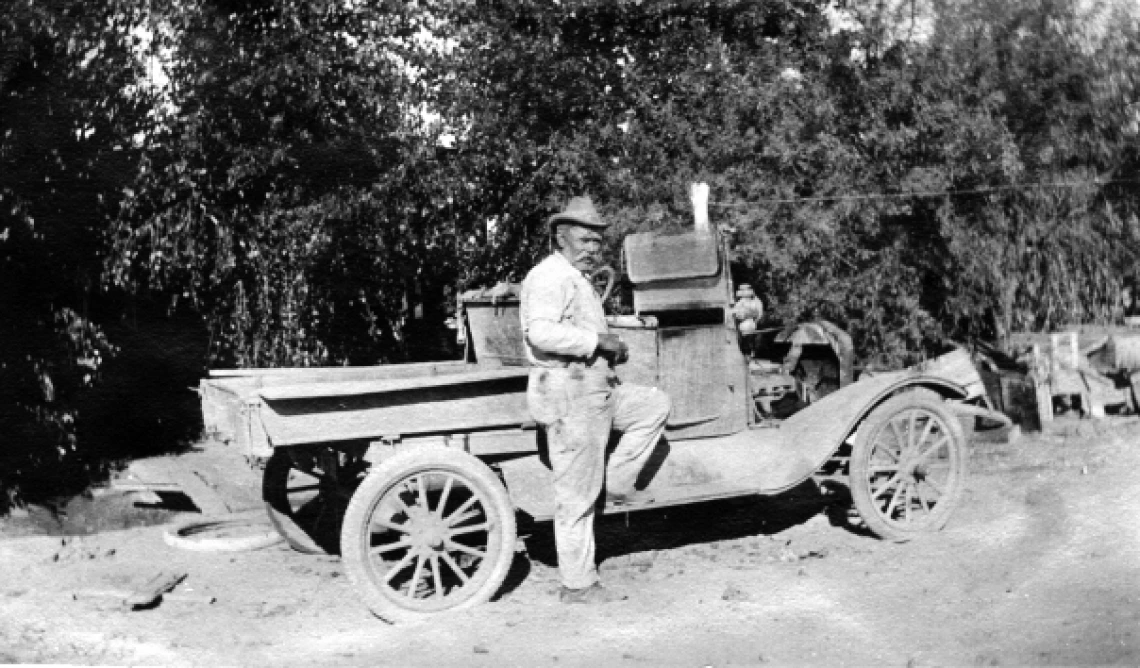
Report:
654,388,672,421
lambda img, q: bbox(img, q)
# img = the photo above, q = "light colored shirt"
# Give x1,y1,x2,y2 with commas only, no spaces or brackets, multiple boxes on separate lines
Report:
520,252,607,367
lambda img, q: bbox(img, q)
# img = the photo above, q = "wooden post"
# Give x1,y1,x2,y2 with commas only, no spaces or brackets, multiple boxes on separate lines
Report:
1031,344,1053,426
1050,331,1078,371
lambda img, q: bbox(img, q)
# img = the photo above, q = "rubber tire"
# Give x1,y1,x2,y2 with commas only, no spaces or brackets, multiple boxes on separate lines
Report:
340,446,517,624
263,448,336,555
849,393,968,542
164,514,284,553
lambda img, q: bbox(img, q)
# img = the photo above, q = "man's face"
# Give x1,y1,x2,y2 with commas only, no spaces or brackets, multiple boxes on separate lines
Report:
556,224,604,273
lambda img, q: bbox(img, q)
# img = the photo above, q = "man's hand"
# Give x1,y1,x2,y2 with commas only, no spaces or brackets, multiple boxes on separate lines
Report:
595,332,629,365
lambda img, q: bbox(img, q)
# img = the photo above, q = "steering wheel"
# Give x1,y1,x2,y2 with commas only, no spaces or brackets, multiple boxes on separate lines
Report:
589,265,616,303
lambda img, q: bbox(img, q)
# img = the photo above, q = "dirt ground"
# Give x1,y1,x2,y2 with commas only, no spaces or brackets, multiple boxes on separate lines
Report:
1,417,1138,667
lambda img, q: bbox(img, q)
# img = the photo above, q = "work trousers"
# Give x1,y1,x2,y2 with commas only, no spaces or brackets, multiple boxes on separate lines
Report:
527,367,671,589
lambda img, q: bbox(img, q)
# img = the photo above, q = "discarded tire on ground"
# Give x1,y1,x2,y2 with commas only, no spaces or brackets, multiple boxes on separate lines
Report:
340,446,517,623
163,513,284,553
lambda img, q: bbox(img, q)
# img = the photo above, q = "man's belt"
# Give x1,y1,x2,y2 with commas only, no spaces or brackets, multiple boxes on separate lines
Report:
570,356,612,371
531,355,611,372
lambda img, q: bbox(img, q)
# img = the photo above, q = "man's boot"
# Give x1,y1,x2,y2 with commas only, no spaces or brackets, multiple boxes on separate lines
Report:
605,489,655,508
559,582,628,604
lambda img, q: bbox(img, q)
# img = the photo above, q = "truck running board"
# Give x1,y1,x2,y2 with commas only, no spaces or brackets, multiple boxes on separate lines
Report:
521,480,767,523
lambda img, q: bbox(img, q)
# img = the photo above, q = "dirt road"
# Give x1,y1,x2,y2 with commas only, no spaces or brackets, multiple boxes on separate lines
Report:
2,418,1138,666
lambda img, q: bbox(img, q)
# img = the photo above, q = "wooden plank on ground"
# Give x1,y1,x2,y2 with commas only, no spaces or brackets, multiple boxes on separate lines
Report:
124,454,250,516
73,588,216,606
126,570,188,609
168,466,233,516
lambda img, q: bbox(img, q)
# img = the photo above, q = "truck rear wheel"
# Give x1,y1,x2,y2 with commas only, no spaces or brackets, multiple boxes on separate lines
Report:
263,448,343,555
340,446,517,623
849,393,968,542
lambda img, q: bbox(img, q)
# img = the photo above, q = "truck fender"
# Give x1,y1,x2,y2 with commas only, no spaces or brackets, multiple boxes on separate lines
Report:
762,372,968,494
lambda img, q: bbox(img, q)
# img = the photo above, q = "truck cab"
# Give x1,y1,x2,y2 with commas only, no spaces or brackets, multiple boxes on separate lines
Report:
460,224,854,442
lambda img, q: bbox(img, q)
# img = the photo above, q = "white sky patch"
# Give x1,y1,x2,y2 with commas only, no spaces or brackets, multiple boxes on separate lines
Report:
80,47,101,70
115,8,458,148
823,3,862,34
825,0,935,45
130,22,171,92
779,67,803,82
1067,0,1140,53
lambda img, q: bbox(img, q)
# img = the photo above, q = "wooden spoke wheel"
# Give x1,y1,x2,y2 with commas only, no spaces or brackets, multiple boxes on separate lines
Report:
340,447,516,623
849,393,968,542
263,448,347,555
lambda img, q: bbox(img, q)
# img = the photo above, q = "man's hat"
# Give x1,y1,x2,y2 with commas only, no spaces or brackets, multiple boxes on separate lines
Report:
547,196,609,231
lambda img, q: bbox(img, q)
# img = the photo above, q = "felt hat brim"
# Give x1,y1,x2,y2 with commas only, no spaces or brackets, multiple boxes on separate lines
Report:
547,196,609,230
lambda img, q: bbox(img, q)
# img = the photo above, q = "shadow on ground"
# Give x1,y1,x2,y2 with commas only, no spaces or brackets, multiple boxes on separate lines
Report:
517,478,865,575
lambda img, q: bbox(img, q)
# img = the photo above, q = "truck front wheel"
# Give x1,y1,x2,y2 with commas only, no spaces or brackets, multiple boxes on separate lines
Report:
340,446,517,623
849,394,968,542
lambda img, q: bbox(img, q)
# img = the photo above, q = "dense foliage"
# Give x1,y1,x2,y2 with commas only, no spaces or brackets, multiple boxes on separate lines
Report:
2,0,1139,509
2,0,151,508
430,0,1140,355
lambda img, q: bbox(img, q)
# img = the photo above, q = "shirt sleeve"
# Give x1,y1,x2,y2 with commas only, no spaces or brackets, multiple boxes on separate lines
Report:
522,274,599,358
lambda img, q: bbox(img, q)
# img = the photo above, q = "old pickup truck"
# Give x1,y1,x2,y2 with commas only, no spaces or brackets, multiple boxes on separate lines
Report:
198,200,983,623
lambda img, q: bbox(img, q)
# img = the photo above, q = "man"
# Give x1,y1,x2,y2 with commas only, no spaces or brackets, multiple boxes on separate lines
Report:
520,196,672,604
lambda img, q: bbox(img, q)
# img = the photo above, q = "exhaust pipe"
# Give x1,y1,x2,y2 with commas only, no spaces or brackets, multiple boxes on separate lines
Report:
691,182,710,234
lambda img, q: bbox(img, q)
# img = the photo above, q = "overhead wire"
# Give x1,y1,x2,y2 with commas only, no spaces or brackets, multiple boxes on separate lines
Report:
706,177,1140,207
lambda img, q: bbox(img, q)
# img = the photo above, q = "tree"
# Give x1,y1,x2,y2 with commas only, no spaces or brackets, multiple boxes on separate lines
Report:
6,0,1137,511
915,0,1140,345
1,0,153,510
108,0,459,367
431,1,948,361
